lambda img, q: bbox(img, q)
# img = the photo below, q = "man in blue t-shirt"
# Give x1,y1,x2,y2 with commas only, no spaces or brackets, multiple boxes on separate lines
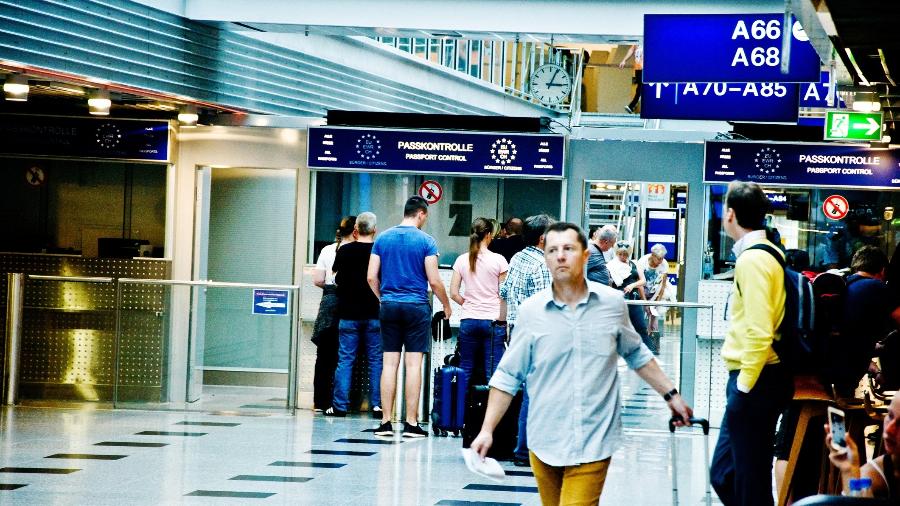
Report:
367,195,452,438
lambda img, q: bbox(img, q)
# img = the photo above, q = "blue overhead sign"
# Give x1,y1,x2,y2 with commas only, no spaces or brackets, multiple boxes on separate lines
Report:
799,71,844,109
644,14,821,83
704,141,900,189
0,115,170,162
307,126,565,178
252,289,289,316
641,81,799,122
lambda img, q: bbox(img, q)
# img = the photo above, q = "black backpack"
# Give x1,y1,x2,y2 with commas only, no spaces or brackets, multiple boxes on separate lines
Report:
745,244,818,372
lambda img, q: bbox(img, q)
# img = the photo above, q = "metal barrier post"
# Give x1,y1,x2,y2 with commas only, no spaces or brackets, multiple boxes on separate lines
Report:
4,273,24,405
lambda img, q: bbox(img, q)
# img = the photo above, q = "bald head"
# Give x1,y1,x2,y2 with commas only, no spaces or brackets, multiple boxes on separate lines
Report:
505,218,524,236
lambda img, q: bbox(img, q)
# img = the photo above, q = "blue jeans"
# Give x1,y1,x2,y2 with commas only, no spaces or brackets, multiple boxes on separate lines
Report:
515,388,529,460
332,319,383,412
458,319,506,384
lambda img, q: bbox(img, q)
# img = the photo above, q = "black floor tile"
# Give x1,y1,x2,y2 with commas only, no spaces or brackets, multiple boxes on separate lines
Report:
267,398,287,401
239,404,286,409
230,475,314,483
135,431,206,436
174,421,241,427
334,438,400,445
46,454,126,460
185,490,275,498
308,449,376,456
504,470,534,477
95,442,168,448
435,501,522,506
0,467,80,474
463,484,539,493
269,461,345,469
0,484,27,490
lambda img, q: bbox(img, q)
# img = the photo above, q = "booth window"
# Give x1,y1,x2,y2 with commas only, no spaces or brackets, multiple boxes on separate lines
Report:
0,158,167,257
705,184,900,274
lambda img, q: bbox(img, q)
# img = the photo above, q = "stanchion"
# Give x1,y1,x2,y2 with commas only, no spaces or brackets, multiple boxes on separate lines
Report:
4,273,24,406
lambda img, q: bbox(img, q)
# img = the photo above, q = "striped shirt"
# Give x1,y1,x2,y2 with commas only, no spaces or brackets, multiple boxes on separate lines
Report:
499,246,551,325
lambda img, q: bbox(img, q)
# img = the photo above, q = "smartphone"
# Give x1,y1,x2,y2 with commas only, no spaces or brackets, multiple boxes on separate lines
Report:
828,406,847,451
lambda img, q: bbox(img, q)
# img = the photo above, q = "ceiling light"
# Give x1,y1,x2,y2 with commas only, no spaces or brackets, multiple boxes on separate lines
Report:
177,104,199,126
3,74,29,101
88,89,111,115
851,91,881,112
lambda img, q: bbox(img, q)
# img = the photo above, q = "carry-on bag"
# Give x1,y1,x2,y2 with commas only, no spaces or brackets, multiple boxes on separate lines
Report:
669,416,712,506
431,311,467,436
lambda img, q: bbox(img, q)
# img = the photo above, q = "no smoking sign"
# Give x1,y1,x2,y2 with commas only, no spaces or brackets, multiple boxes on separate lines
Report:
823,194,849,220
418,180,443,205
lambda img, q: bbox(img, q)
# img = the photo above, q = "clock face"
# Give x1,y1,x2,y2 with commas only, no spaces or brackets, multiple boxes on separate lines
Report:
529,64,572,105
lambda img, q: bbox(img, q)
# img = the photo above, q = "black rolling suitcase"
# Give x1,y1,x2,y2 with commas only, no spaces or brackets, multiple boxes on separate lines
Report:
430,312,466,437
461,322,521,460
669,416,712,505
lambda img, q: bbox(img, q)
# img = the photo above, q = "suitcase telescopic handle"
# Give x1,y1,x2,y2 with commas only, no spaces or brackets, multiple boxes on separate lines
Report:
668,416,710,435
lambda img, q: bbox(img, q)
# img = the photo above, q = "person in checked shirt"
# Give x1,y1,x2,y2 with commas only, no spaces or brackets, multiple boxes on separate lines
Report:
499,213,553,466
472,222,692,505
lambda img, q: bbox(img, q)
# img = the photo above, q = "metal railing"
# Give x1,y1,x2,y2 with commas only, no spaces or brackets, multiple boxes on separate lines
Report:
115,278,301,413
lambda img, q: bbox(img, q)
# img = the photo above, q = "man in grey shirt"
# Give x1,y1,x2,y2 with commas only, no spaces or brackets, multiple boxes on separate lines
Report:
471,222,692,505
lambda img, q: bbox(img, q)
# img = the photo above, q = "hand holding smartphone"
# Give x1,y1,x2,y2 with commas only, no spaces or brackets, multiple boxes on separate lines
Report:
828,406,848,451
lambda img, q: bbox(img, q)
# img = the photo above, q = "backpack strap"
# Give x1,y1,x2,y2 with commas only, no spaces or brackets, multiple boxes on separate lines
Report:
747,243,786,269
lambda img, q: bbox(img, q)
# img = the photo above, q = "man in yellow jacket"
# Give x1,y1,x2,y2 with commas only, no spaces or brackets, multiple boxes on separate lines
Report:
710,181,793,506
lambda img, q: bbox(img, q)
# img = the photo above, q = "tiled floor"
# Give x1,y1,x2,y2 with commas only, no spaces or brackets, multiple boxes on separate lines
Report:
0,403,718,505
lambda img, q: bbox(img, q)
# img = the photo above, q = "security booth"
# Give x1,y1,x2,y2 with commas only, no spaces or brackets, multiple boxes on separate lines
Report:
0,115,173,404
304,124,566,415
699,140,900,422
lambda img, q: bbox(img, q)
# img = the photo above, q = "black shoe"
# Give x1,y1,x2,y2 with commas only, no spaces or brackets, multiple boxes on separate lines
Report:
513,457,530,467
624,105,634,114
373,421,394,436
371,406,383,419
324,407,346,417
402,422,428,438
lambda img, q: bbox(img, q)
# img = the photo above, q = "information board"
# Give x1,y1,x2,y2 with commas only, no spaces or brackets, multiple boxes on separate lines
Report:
0,115,170,162
640,81,799,122
704,141,900,188
644,14,821,83
645,208,679,263
308,126,565,178
252,289,289,316
824,111,883,141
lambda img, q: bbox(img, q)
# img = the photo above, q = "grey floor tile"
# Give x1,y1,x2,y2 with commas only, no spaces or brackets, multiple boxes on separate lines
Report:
46,454,127,460
230,475,314,483
185,490,276,498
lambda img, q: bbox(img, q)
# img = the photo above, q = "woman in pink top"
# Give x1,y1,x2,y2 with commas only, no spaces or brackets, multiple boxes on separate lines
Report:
450,218,509,384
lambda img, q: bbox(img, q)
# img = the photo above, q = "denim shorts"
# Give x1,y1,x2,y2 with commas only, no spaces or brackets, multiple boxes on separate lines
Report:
380,301,431,353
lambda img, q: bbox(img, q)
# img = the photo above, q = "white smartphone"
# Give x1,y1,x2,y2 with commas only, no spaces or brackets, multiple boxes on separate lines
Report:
828,406,847,451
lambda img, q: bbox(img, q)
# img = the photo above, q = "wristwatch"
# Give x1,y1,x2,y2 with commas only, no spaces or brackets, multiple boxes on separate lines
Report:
663,388,679,401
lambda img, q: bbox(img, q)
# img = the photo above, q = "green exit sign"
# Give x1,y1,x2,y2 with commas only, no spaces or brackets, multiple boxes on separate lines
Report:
824,111,883,141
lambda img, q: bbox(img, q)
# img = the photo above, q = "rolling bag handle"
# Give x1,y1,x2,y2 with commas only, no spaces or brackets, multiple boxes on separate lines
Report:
668,416,710,435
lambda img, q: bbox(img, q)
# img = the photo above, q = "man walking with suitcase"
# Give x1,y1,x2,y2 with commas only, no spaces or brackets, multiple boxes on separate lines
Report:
710,181,793,506
471,222,692,505
367,196,452,438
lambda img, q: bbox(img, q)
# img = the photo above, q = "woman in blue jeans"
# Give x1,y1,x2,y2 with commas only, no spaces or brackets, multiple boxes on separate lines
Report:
450,218,509,384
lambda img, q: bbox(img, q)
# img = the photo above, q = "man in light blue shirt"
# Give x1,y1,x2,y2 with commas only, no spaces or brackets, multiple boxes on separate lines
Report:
471,222,692,505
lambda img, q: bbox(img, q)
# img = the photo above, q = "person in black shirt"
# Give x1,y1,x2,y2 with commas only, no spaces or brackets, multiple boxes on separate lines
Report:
325,212,383,417
489,217,525,262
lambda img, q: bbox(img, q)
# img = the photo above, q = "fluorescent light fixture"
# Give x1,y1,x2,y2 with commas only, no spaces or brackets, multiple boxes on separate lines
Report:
177,104,198,126
88,89,111,115
852,91,881,112
3,74,29,101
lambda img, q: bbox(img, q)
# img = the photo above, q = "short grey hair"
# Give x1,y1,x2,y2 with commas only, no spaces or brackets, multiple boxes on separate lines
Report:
650,243,668,258
599,225,618,243
356,212,377,236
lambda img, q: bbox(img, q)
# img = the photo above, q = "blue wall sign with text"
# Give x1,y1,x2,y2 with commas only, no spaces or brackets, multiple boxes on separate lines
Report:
307,126,565,178
252,289,289,316
641,81,799,122
799,71,844,109
704,141,900,189
0,115,170,162
644,14,821,83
